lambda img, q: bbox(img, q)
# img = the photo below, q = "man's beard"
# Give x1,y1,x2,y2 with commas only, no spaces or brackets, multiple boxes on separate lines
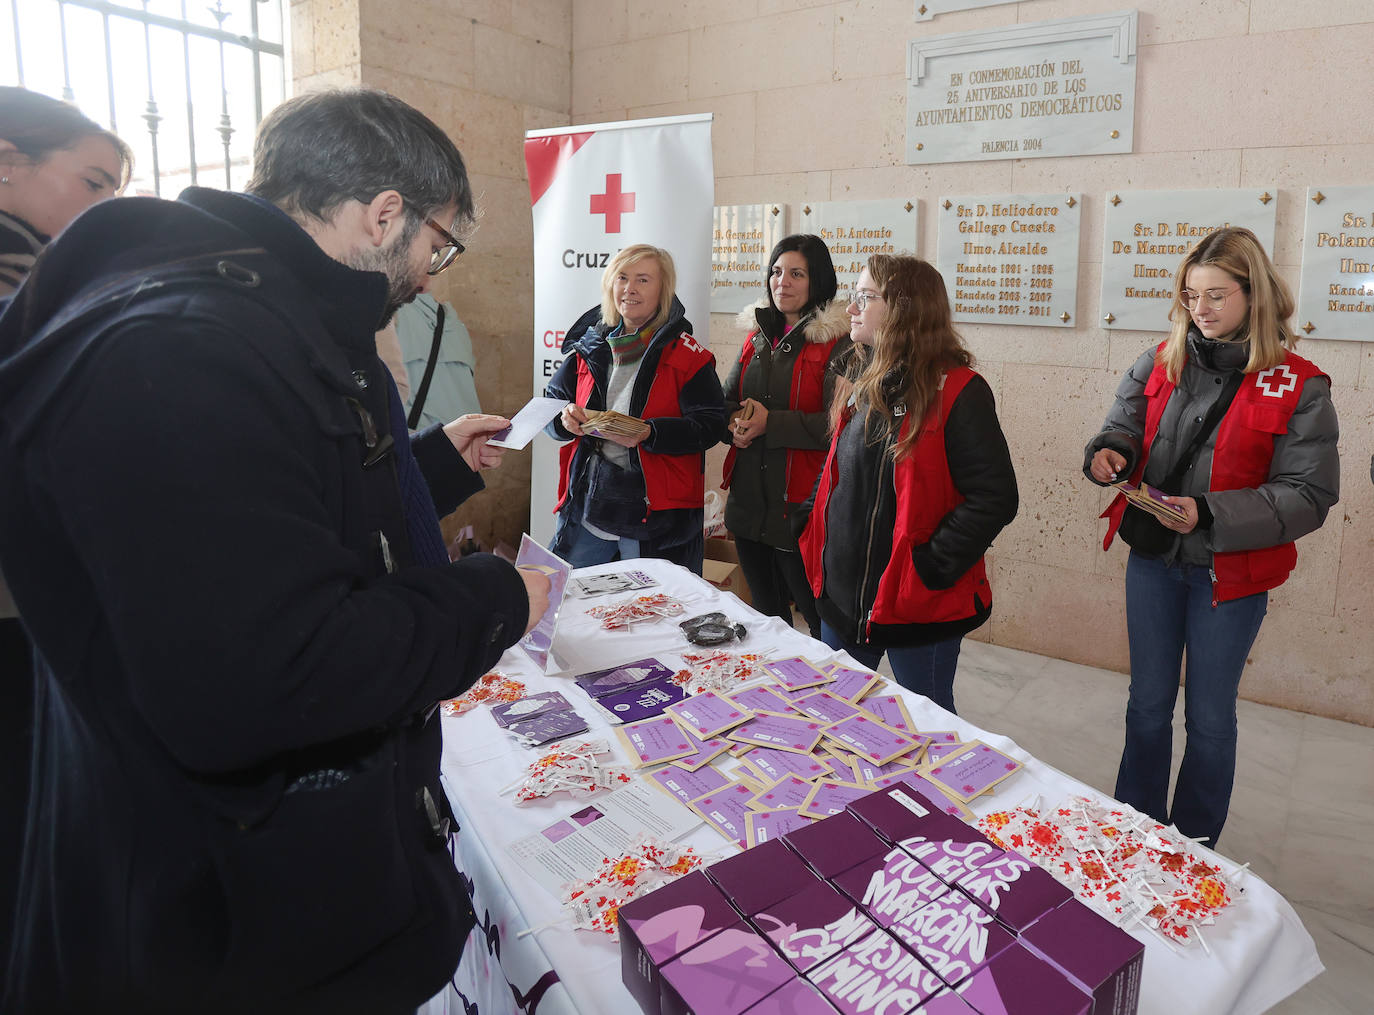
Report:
346,219,423,328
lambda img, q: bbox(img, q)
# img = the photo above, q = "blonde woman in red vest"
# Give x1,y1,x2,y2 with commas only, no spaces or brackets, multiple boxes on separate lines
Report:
1085,226,1339,848
721,234,849,638
796,255,1018,714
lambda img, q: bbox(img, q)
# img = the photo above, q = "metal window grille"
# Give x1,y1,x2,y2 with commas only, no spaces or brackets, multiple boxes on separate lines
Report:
2,0,286,197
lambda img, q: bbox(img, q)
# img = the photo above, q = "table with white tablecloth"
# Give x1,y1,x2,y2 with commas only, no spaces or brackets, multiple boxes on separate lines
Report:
425,558,1322,1015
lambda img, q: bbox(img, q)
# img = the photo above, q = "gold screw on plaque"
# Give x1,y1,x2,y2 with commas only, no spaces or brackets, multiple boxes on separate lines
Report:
770,206,780,216
1065,196,1077,208
803,205,811,215
1110,194,1122,207
1060,312,1071,323
918,3,928,14
1104,313,1116,324
1260,192,1273,205
1313,192,1326,205
916,143,924,151
1110,129,1120,139
942,199,951,210
1302,321,1316,334
905,202,914,213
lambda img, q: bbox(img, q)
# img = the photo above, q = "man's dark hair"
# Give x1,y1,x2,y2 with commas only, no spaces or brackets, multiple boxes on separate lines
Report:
246,88,474,230
0,86,133,187
765,233,838,316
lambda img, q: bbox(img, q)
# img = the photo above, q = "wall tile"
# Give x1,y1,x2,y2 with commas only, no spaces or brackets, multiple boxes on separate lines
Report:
572,34,690,115
474,25,570,113
511,0,573,48
573,0,629,51
627,92,756,180
688,9,834,100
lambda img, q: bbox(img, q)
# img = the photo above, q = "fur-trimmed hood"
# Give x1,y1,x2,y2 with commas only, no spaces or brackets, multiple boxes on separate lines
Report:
736,298,851,346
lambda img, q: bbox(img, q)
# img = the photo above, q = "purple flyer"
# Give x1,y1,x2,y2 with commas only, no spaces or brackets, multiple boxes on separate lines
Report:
764,656,834,692
647,763,730,806
573,657,676,698
823,713,923,766
871,769,974,819
489,690,571,727
747,775,815,812
614,716,697,768
925,740,969,764
924,740,1023,803
862,694,917,733
514,534,571,671
589,676,685,723
507,709,588,746
739,747,829,783
665,690,752,739
745,806,813,847
726,712,826,755
672,728,730,772
688,783,757,846
799,779,874,820
826,666,884,702
727,684,796,715
792,690,865,726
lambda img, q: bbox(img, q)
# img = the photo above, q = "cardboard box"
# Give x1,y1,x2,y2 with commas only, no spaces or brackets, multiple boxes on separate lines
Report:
1019,901,1145,1015
659,924,795,1015
703,537,752,606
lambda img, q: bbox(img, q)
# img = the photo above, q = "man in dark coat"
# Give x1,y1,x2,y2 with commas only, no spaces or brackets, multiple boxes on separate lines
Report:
0,89,547,1014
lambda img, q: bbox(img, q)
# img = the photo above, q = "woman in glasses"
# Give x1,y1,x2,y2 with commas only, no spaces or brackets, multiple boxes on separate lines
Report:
1083,226,1339,848
720,234,848,638
795,254,1017,714
545,243,725,573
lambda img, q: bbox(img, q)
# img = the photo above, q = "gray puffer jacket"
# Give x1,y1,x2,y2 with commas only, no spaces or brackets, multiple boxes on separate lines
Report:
1083,331,1339,566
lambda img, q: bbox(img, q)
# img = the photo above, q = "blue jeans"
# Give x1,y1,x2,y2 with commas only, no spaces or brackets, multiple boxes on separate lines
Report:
1116,551,1267,848
819,622,963,715
558,518,641,569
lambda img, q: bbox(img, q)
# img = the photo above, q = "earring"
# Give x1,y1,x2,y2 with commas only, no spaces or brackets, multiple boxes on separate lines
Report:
0,177,8,184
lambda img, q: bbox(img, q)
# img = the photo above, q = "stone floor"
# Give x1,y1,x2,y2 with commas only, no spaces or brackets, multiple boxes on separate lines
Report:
914,640,1374,1014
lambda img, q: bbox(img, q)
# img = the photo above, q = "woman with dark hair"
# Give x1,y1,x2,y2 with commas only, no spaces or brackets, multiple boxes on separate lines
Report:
796,254,1017,714
545,243,725,574
1084,226,1339,847
720,234,848,636
0,86,132,296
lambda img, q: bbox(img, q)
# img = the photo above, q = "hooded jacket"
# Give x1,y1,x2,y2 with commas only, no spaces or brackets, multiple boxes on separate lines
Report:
0,189,530,1014
1085,332,1339,602
720,300,850,546
544,299,724,551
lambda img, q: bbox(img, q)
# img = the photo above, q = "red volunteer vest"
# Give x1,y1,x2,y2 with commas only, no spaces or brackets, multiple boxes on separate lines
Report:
555,332,715,513
721,331,838,503
1101,346,1325,601
799,367,990,627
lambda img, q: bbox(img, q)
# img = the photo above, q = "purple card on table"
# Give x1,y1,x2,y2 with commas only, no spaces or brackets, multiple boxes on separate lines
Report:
823,714,923,766
574,657,676,698
727,712,826,755
689,782,758,846
862,694,917,734
745,806,812,847
648,763,731,805
615,716,698,768
799,779,874,820
747,775,816,812
667,691,752,740
490,691,572,727
672,728,731,772
591,675,686,724
728,684,797,715
740,747,830,783
791,690,865,726
925,741,968,765
826,666,884,702
871,769,974,819
507,709,588,746
764,656,835,692
923,741,1023,803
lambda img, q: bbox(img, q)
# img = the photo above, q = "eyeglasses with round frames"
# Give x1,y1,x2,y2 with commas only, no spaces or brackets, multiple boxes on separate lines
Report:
845,287,884,311
1178,286,1241,312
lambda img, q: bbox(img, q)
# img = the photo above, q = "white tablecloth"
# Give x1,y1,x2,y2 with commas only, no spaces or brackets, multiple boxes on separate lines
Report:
426,558,1322,1015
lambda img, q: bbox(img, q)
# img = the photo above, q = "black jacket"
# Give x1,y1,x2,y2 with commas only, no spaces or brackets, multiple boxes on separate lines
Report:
0,189,529,1014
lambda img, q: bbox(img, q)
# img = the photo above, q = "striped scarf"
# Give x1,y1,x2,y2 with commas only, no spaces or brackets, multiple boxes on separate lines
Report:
607,320,653,364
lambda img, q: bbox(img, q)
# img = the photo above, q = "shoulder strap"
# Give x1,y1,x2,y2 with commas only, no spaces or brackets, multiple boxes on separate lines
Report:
407,302,445,429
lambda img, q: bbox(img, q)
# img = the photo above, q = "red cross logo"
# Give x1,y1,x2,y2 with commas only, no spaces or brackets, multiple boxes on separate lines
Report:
1255,364,1297,398
589,174,635,233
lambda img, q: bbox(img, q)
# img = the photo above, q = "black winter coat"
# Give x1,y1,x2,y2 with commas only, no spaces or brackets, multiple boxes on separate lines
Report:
0,189,529,1014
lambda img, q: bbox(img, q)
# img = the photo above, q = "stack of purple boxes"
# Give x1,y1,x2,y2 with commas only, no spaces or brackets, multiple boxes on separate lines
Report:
619,784,1143,1015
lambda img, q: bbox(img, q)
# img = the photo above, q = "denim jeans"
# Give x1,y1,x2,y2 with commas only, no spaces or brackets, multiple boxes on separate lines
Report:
557,518,641,569
819,622,963,716
733,536,820,638
1116,551,1268,848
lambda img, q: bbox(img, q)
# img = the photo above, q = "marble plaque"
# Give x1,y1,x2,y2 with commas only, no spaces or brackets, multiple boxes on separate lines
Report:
1296,186,1374,342
712,204,786,315
1099,189,1277,333
798,199,920,298
916,0,1017,21
906,10,1137,165
935,194,1080,328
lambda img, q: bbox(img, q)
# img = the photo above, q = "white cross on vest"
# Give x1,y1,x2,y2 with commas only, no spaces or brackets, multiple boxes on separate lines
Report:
1255,364,1298,398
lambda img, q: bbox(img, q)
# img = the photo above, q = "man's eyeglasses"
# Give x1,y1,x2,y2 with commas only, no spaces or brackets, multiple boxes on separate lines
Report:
1178,286,1241,312
400,198,465,275
845,287,884,311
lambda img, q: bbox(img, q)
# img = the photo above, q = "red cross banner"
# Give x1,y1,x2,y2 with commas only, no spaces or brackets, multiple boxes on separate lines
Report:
523,114,714,543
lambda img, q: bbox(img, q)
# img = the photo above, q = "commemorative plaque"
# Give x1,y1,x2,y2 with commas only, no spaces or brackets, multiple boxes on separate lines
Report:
797,200,920,298
711,204,785,314
1296,186,1374,342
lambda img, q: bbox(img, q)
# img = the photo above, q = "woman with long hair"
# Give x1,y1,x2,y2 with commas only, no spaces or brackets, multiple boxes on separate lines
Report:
1084,226,1339,847
796,254,1017,714
545,243,725,573
720,234,848,637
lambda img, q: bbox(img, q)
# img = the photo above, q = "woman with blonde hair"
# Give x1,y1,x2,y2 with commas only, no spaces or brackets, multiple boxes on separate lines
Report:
796,254,1017,713
1084,225,1339,847
545,243,724,572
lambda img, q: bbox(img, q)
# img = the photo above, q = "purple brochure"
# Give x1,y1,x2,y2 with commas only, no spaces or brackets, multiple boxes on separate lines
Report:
925,741,968,765
728,684,797,715
573,657,676,698
823,713,922,766
746,806,812,846
727,712,826,755
792,690,865,726
590,675,685,723
764,656,834,692
799,779,874,820
514,534,570,671
747,775,815,812
826,666,884,702
871,769,974,819
862,694,916,733
507,709,588,746
672,728,730,772
490,690,572,727
666,690,752,739
648,763,731,805
689,782,757,846
924,741,1023,803
740,747,829,783
615,716,697,768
